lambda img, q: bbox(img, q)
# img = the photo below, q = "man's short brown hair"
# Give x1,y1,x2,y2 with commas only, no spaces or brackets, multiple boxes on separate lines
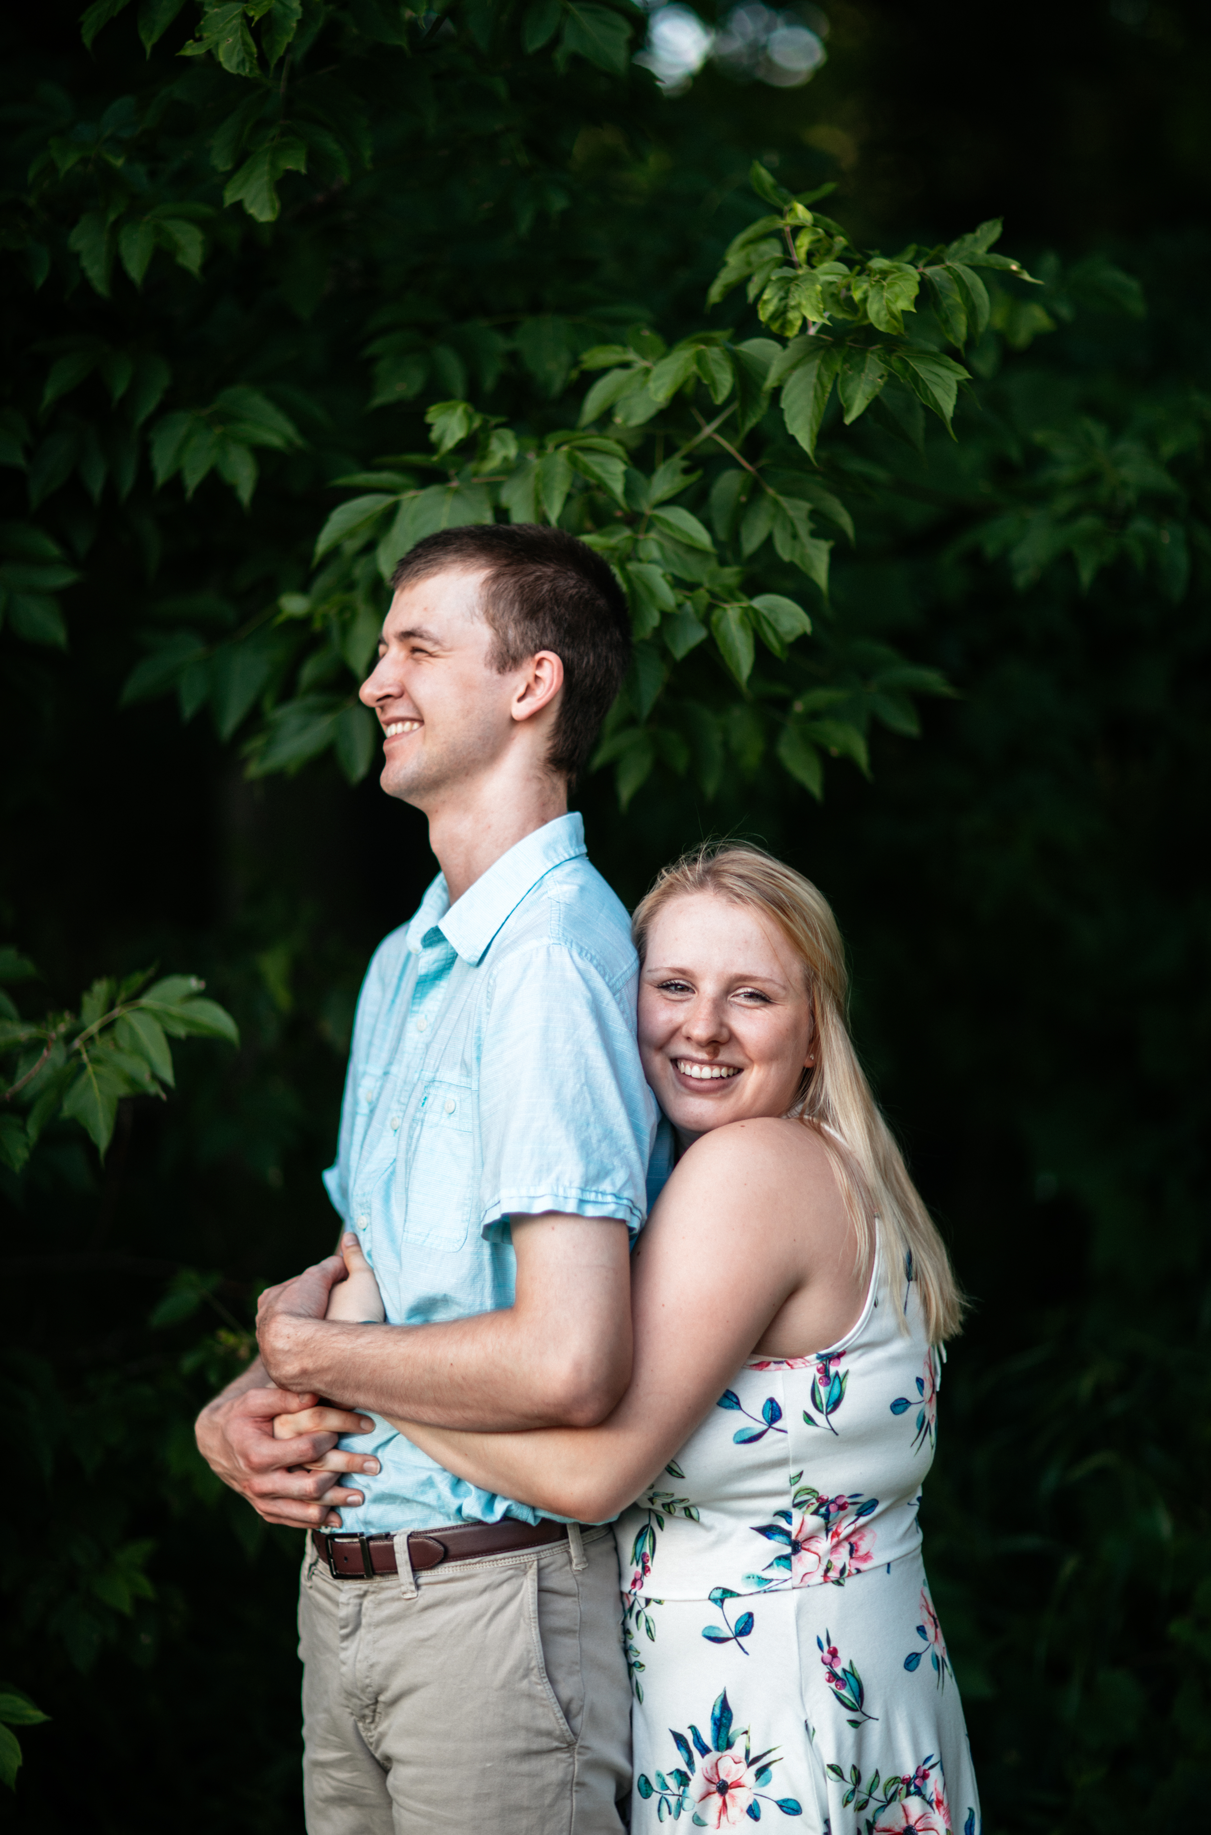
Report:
390,523,631,782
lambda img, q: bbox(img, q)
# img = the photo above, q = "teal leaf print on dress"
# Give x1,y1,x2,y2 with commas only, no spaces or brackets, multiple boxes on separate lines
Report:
702,1587,755,1653
718,1388,788,1444
889,1349,939,1453
635,1691,804,1825
903,1588,953,1689
818,1631,878,1727
825,1752,955,1831
802,1353,849,1434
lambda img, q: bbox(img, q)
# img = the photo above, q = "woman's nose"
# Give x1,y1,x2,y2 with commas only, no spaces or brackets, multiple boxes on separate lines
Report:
681,998,729,1044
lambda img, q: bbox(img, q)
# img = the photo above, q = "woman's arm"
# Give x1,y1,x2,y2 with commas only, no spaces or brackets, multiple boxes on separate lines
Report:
373,1118,859,1521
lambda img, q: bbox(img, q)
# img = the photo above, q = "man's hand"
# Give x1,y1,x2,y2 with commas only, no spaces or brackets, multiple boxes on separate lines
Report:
256,1253,350,1393
195,1370,380,1529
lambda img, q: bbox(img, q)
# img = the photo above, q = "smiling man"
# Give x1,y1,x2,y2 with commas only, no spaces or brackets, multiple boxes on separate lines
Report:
194,524,670,1835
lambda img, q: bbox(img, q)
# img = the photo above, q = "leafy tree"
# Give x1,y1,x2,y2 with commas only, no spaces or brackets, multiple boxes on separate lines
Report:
2,2,1209,1830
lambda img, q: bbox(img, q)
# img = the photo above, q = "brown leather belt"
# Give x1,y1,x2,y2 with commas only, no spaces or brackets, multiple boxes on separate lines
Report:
312,1517,569,1579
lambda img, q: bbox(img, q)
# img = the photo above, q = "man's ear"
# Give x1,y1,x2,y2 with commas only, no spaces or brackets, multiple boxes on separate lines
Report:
511,650,564,724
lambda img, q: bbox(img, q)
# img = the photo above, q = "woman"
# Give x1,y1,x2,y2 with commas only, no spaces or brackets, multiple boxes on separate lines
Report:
292,844,979,1834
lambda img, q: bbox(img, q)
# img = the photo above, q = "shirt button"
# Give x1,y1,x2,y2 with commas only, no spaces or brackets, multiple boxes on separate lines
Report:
444,1098,456,1114
390,1114,401,1131
415,1015,428,1032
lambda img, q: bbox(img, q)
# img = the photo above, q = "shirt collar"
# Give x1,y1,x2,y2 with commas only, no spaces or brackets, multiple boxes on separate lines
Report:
405,813,587,966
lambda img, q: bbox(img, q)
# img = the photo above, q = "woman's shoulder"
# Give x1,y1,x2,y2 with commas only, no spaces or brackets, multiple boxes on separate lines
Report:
673,1115,837,1197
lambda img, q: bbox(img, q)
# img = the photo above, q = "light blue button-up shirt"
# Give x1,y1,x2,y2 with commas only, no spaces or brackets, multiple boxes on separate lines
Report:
322,813,671,1534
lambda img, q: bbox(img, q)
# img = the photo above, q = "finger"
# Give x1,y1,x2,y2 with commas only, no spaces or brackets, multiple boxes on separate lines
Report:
272,1406,375,1441
306,1449,381,1476
248,1466,366,1505
235,1386,321,1419
254,1495,348,1529
341,1231,374,1277
242,1430,342,1471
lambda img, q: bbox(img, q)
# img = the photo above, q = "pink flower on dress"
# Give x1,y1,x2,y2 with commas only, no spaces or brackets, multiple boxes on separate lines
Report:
920,1588,947,1662
788,1517,831,1584
870,1798,949,1834
747,1354,814,1370
692,1752,755,1827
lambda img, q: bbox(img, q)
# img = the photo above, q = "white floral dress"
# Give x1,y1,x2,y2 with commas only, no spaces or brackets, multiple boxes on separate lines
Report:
614,1241,980,1834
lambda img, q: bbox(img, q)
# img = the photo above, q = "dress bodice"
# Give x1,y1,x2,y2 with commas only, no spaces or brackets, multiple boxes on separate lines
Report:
616,1239,943,1605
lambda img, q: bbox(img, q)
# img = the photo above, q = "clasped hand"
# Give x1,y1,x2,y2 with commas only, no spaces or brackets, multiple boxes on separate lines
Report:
194,1235,386,1530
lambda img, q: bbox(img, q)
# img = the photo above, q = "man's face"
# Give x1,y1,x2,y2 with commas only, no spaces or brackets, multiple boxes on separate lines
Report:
359,567,516,810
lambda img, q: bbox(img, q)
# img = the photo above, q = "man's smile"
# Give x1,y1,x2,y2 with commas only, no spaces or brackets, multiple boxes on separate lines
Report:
383,719,422,739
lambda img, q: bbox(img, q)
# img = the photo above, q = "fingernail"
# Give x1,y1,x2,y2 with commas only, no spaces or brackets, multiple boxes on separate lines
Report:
364,1460,379,1474
348,1494,363,1506
359,1417,373,1431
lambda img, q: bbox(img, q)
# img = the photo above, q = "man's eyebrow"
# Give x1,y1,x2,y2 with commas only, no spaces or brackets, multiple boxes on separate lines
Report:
381,624,447,646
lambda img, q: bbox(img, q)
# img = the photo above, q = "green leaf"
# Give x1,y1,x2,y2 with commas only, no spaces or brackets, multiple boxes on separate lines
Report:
780,345,842,459
162,997,239,1043
138,0,188,52
924,266,968,347
210,629,278,739
522,0,562,52
949,263,991,339
61,1057,122,1156
0,948,37,982
41,350,99,413
561,3,632,73
750,593,811,655
314,493,395,561
223,140,308,223
661,604,708,660
803,718,870,775
648,347,699,406
120,632,208,706
749,160,792,209
649,506,713,551
500,458,538,525
8,595,69,648
68,212,115,298
247,694,342,776
890,350,969,434
711,604,754,687
336,702,377,784
578,367,642,426
143,974,203,1005
0,1115,30,1175
944,216,1003,262
837,348,887,426
0,1720,23,1790
128,354,171,428
212,385,302,448
537,449,574,522
776,725,824,798
567,447,626,503
425,399,481,456
262,0,303,65
81,0,133,49
156,216,206,278
116,1009,174,1085
624,562,677,638
616,731,655,810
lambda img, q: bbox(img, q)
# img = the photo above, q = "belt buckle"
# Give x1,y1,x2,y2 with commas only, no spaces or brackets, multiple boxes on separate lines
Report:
325,1531,375,1579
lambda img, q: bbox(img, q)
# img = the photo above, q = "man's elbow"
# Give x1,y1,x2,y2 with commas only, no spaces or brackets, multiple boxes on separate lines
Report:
542,1342,631,1428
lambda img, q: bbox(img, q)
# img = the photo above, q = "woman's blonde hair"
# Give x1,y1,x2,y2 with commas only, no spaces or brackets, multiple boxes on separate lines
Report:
632,842,963,1344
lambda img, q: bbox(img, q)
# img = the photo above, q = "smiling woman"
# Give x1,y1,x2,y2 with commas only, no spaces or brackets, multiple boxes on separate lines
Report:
369,840,979,1832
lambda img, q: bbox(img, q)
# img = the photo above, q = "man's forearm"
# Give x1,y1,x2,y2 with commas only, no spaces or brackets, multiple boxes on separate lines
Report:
259,1307,621,1432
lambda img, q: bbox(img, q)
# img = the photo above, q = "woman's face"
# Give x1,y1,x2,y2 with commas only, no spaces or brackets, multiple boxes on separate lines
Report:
638,891,814,1145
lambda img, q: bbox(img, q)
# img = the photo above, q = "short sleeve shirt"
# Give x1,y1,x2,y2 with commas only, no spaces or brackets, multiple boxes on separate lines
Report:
322,813,672,1534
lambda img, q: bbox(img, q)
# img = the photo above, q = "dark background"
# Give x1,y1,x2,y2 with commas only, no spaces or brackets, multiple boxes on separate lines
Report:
2,1,1209,1828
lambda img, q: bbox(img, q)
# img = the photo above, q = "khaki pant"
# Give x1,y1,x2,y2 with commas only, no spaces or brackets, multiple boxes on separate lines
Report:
298,1525,631,1834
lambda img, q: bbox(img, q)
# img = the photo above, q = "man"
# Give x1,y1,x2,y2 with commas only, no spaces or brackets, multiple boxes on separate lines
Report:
195,524,669,1835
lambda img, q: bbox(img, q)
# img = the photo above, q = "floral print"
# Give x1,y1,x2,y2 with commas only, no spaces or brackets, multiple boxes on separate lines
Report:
635,1690,803,1826
616,1240,980,1833
890,1349,940,1454
904,1587,953,1689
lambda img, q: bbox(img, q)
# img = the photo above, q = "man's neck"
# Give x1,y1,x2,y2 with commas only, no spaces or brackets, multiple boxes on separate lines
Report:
425,769,568,905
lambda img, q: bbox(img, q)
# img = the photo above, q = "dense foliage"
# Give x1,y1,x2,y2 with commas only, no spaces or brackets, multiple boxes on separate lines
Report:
2,0,1208,1828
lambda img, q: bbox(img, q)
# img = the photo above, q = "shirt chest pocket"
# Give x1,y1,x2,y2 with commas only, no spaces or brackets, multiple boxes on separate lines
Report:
399,1078,475,1251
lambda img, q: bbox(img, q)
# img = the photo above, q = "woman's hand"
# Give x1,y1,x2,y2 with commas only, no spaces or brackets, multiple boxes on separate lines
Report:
325,1231,386,1323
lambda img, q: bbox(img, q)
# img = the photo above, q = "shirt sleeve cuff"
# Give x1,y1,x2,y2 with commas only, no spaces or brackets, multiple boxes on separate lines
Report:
480,1189,645,1244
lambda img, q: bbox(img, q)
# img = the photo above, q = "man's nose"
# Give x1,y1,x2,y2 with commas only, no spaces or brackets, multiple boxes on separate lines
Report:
358,656,392,707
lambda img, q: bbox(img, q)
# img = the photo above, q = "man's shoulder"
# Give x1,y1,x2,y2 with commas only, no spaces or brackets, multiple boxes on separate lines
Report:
498,854,636,981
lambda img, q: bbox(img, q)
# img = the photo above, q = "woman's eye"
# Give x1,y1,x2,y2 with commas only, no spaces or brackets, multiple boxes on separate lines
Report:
657,979,692,994
735,988,771,1004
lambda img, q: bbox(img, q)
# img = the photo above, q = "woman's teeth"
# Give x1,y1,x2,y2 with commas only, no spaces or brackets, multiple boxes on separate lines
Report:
676,1061,739,1081
384,720,421,738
